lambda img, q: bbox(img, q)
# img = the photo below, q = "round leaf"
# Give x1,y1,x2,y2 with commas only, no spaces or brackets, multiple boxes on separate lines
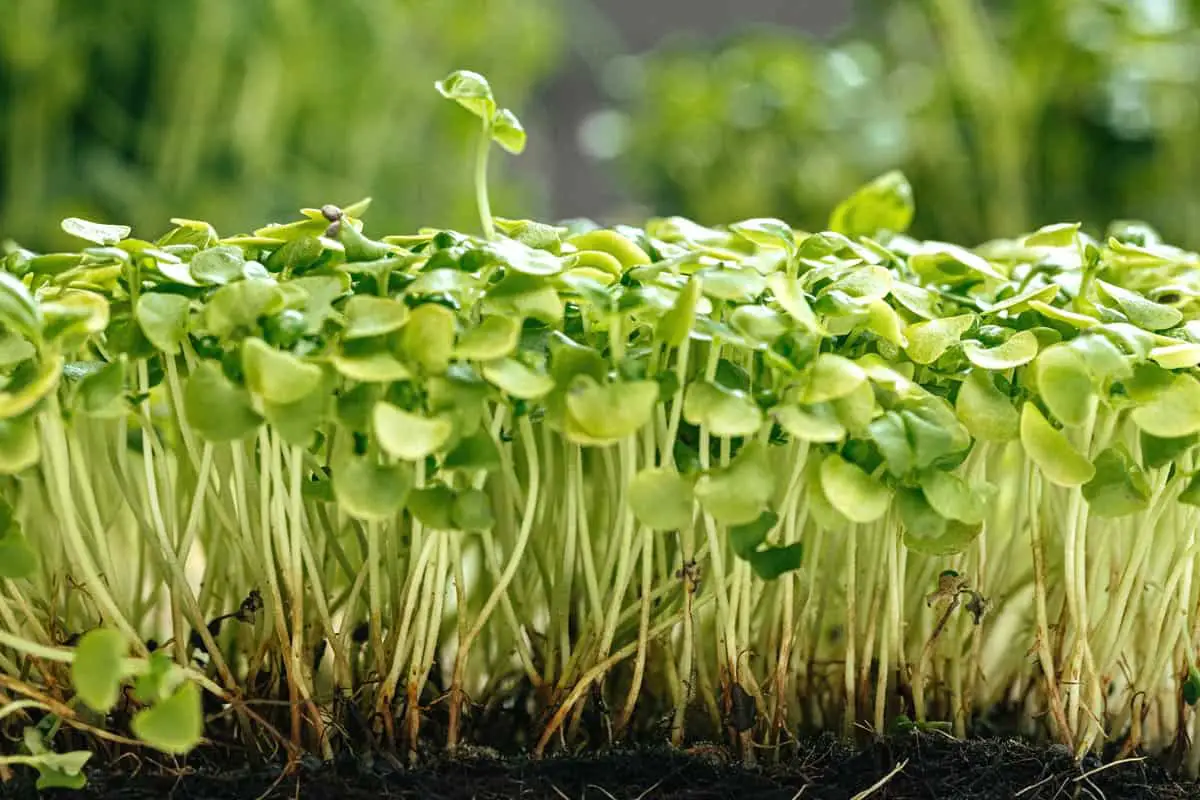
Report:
628,467,695,530
694,440,775,526
1020,403,1095,487
819,454,891,523
1034,345,1095,427
71,629,127,713
961,330,1039,370
135,293,190,354
400,303,456,374
242,338,322,405
131,681,203,755
189,245,246,285
482,358,555,400
434,69,496,121
456,315,521,360
61,217,130,246
683,381,764,438
332,453,412,520
1130,374,1200,438
797,354,866,404
955,371,1018,442
775,403,846,443
565,376,658,444
904,314,975,365
373,402,452,461
343,295,409,340
184,362,261,442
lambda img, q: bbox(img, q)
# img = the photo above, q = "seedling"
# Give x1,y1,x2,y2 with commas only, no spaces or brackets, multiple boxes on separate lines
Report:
435,70,527,241
2,69,1200,791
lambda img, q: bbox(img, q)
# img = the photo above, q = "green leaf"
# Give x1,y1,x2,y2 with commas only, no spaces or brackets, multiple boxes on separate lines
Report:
955,371,1018,442
456,315,521,360
1150,343,1200,370
0,355,62,420
184,362,261,442
332,452,412,520
203,280,285,339
962,330,1039,370
828,171,914,239
744,544,804,580
565,229,651,269
482,358,555,400
1020,403,1095,487
443,429,502,473
797,354,866,403
908,243,1005,285
1095,280,1182,331
731,218,796,253
263,383,331,447
628,467,695,530
131,681,203,755
189,245,246,285
342,295,409,340
564,376,658,444
491,108,526,154
0,413,41,475
1130,374,1200,438
775,403,846,443
730,305,790,344
331,349,413,383
729,511,778,558
904,314,975,365
0,272,41,341
408,485,455,529
135,293,190,354
819,454,891,523
435,69,496,121
1083,446,1151,517
683,381,763,437
71,629,127,713
1140,431,1197,469
694,440,775,525
767,273,822,334
133,651,174,705
400,303,456,374
241,338,322,405
656,277,702,347
452,488,495,531
0,529,37,578
488,237,563,277
1034,345,1095,427
62,217,130,246
1022,222,1081,248
74,359,126,417
373,402,452,461
919,470,987,525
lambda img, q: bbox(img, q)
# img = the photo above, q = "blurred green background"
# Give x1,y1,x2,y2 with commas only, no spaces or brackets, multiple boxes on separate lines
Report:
594,0,1200,245
0,0,563,250
4,0,1200,250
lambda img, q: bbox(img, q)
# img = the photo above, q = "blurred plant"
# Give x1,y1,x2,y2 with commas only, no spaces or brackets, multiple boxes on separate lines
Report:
0,0,563,251
595,0,1200,246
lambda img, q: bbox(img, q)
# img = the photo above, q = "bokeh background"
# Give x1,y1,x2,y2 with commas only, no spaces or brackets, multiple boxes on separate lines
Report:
3,0,1199,251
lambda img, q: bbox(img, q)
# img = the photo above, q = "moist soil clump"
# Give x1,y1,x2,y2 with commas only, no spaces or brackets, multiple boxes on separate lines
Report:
6,734,1200,800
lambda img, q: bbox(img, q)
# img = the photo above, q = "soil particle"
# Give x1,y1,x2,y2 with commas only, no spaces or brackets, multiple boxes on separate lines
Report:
5,734,1199,799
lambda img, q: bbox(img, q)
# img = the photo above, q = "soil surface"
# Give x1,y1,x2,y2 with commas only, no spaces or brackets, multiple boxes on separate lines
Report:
6,734,1200,799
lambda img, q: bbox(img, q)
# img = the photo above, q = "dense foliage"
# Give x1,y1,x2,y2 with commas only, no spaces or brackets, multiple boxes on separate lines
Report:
4,71,1200,789
600,0,1200,245
0,0,561,252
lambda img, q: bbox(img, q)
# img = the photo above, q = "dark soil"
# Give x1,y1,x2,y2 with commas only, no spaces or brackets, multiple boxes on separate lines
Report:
5,734,1200,800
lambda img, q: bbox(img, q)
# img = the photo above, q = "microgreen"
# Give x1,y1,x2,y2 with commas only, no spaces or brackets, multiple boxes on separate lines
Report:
4,69,1200,790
